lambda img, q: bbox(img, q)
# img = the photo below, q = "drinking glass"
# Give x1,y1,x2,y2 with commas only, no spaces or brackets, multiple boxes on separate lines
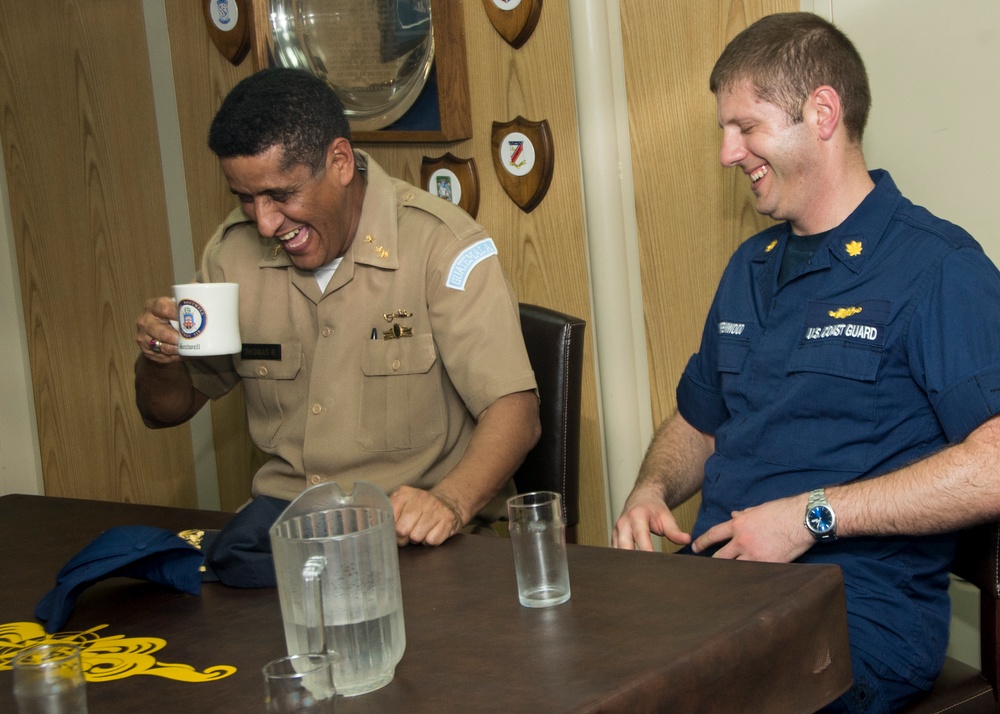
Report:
263,653,337,713
12,643,88,714
507,491,572,608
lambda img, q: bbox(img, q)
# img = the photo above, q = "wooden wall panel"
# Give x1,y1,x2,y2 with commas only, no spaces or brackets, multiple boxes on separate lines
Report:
620,0,795,536
0,0,196,505
163,3,263,512
361,1,607,545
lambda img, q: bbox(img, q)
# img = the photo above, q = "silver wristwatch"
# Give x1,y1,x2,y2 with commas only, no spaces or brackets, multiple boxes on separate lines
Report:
804,488,837,542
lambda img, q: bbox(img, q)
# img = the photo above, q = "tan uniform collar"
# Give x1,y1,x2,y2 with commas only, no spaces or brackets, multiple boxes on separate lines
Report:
349,150,400,271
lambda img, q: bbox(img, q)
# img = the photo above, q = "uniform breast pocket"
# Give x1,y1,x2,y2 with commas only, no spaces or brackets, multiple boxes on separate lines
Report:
717,338,752,405
359,334,444,451
235,343,303,449
764,341,883,472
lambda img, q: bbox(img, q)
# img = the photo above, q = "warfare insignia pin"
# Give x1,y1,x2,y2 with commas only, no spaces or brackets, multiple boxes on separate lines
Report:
828,307,863,319
383,309,413,322
382,324,414,339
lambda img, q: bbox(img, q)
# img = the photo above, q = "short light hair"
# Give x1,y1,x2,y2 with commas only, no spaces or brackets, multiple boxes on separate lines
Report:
709,12,871,143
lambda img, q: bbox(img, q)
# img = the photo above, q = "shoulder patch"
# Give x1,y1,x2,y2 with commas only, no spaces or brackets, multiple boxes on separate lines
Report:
446,238,498,291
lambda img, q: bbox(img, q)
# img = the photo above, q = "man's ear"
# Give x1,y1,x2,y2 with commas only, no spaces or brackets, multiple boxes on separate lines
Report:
810,86,842,141
326,137,355,185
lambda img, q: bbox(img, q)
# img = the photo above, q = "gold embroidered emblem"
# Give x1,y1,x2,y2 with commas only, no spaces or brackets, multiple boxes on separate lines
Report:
0,621,236,683
845,240,863,257
364,234,373,243
828,307,863,319
766,239,778,253
374,246,389,258
271,243,283,259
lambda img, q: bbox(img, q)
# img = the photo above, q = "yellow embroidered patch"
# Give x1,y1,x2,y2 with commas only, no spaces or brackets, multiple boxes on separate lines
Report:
0,621,236,683
845,240,863,257
828,307,863,319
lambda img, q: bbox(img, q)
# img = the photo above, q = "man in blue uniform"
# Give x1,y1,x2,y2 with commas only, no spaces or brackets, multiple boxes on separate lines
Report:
613,12,1000,713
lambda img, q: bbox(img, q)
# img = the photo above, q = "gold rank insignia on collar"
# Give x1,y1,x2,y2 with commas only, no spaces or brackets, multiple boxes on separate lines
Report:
845,240,863,257
765,239,778,253
364,234,389,259
271,242,283,259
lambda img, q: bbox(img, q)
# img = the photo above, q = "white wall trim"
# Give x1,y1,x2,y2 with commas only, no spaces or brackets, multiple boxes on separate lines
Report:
0,124,44,496
569,0,654,530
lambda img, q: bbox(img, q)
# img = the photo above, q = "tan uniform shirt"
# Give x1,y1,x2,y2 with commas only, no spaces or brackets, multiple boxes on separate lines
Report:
187,152,536,513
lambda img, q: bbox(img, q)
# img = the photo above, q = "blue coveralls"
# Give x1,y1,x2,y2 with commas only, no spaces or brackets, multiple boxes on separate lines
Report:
678,170,1000,692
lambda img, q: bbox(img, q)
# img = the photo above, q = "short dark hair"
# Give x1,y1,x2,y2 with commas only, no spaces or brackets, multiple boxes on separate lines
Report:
208,68,352,174
709,12,871,143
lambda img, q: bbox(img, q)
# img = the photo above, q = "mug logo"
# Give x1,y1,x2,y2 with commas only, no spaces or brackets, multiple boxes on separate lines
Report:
178,300,208,339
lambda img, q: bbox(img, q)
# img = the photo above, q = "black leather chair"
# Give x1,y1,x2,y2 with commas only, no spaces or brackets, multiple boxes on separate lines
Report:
510,303,586,543
901,522,1000,713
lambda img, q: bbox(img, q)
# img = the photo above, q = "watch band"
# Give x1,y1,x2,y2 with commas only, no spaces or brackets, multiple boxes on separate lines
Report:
804,488,837,542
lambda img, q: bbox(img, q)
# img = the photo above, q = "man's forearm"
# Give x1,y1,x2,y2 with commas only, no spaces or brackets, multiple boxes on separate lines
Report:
134,356,208,428
431,390,541,524
635,411,714,508
830,413,1000,537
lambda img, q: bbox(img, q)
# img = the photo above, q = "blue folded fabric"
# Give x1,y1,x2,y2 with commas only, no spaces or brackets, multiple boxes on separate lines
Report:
35,525,204,633
202,495,289,588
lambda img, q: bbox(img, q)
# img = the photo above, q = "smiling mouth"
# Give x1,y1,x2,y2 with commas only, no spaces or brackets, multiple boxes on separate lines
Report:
277,226,309,251
749,164,769,183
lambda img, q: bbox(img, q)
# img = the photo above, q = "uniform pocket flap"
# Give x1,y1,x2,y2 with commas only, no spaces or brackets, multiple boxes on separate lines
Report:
788,342,881,382
361,334,437,376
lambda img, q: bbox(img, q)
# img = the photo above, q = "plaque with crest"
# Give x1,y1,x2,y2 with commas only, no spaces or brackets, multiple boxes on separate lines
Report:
421,153,480,219
481,0,542,49
203,0,251,65
491,117,554,213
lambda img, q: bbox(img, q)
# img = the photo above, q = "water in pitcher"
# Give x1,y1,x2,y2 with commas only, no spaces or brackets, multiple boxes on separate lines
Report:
282,608,405,696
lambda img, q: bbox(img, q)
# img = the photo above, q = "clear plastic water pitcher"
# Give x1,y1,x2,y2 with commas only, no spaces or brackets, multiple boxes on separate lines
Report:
269,481,406,697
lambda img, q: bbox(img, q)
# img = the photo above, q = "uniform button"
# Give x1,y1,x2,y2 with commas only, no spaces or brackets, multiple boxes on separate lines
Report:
310,475,322,485
311,404,322,414
257,366,268,377
391,359,401,371
321,327,333,337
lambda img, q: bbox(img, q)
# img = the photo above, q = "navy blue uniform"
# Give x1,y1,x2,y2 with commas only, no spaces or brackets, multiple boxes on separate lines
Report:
678,170,1000,688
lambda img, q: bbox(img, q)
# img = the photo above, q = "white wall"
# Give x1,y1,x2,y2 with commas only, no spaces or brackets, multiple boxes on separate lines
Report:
834,0,1000,262
816,0,1000,670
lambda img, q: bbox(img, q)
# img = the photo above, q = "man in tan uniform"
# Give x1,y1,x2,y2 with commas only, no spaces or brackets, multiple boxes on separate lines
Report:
135,68,540,547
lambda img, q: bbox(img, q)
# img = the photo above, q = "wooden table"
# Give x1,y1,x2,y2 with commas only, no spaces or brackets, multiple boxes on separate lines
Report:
0,495,851,712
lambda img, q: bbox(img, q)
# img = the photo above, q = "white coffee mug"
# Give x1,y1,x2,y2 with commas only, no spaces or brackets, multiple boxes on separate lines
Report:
172,282,241,356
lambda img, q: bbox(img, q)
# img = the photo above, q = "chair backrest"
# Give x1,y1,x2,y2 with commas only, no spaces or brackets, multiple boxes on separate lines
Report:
511,303,586,543
901,522,1000,713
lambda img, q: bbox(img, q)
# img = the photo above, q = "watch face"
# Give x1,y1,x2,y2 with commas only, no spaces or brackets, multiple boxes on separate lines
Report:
807,505,835,534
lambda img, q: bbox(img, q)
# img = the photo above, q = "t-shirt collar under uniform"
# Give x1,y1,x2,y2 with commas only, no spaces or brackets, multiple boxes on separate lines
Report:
751,169,902,277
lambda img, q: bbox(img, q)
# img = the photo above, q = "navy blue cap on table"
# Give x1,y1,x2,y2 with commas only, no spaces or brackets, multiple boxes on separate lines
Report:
34,496,290,633
34,525,204,633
